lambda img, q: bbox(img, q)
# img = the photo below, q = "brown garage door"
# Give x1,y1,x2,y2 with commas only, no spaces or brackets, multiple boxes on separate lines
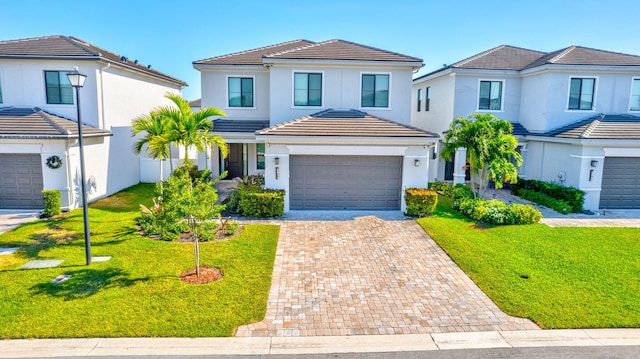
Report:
289,155,402,210
0,154,44,209
600,157,640,209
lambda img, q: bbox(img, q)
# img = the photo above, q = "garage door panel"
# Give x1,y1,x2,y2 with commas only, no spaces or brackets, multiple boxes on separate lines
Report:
0,153,44,209
290,155,402,210
600,157,640,209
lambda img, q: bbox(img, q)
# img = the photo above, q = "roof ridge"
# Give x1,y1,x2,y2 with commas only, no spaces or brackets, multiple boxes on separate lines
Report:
0,34,64,45
453,45,507,67
264,39,332,58
196,39,313,63
580,115,603,138
331,39,423,62
548,46,576,64
35,108,72,135
61,35,100,56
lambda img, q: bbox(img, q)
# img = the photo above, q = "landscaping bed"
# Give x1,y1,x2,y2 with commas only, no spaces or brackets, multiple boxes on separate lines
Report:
0,183,280,338
417,195,640,329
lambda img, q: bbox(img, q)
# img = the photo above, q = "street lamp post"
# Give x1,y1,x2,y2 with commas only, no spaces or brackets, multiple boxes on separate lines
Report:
67,67,91,266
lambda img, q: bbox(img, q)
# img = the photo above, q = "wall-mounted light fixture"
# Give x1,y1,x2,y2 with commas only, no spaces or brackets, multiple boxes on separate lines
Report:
414,159,420,167
274,157,280,165
590,160,598,168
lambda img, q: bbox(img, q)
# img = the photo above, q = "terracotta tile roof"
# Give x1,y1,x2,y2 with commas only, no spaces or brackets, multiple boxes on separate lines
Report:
264,39,423,63
545,114,640,139
419,44,640,80
0,35,186,86
195,39,422,66
0,107,112,139
189,98,201,107
511,122,530,136
524,46,640,69
257,109,438,138
213,119,270,133
194,40,315,65
450,45,546,71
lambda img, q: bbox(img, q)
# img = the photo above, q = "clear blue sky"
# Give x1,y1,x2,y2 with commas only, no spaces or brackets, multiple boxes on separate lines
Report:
2,0,638,101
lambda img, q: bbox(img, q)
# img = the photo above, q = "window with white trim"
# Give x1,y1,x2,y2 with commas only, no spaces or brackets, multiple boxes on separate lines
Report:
630,78,640,111
361,74,389,108
228,77,254,107
478,80,503,110
425,86,431,111
568,78,595,110
294,72,322,106
417,88,422,111
45,71,73,104
256,143,265,170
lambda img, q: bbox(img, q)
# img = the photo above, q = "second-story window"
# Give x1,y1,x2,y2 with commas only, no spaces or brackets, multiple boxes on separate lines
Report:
630,79,640,111
362,74,389,108
294,73,322,106
568,78,595,110
228,77,254,107
45,71,74,105
478,80,503,110
417,88,422,112
425,86,431,111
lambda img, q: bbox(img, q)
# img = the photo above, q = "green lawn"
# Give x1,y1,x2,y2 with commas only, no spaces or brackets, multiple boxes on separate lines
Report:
417,196,640,329
0,184,279,338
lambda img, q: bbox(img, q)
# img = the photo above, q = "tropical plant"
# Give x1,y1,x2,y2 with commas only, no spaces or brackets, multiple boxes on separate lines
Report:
131,111,170,192
441,112,523,198
156,92,229,163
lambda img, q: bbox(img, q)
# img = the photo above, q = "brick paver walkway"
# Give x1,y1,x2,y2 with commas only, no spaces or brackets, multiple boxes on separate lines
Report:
235,216,538,337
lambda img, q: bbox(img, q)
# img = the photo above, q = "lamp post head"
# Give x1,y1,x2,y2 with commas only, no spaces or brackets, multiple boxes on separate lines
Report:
67,67,87,88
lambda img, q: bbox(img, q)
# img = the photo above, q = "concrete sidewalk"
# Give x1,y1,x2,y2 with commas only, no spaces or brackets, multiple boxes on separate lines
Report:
0,329,638,357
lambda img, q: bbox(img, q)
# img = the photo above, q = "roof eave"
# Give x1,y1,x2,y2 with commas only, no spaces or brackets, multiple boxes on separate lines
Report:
193,63,267,71
263,58,423,68
255,134,438,145
0,132,112,140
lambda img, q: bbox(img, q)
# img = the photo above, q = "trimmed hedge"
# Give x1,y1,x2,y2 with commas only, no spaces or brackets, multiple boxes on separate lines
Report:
405,188,438,217
458,198,542,225
41,190,61,217
239,189,285,218
516,189,572,214
511,178,584,213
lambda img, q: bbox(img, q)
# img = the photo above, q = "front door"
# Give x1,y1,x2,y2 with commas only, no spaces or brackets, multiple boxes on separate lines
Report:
224,143,244,179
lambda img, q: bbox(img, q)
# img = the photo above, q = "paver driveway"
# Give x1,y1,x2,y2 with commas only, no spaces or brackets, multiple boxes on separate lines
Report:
235,216,538,337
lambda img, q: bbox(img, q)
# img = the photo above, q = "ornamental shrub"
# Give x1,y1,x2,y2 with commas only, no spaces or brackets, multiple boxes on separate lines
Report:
511,178,584,212
429,181,451,193
508,203,542,224
405,188,438,217
483,199,510,225
517,189,572,214
41,190,61,217
239,189,285,218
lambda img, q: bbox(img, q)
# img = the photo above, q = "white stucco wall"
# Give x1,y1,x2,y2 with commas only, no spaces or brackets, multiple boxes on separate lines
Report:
199,67,270,120
268,65,414,125
412,74,456,134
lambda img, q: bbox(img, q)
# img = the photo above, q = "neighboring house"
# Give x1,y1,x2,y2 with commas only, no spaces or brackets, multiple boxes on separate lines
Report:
194,39,438,212
412,45,640,210
0,35,186,210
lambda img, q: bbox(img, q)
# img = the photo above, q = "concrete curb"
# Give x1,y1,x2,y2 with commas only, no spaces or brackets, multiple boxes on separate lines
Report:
1,329,638,357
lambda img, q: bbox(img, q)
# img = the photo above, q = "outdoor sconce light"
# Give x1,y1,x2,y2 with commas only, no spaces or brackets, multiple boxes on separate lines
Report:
591,160,598,168
414,159,420,167
274,157,280,165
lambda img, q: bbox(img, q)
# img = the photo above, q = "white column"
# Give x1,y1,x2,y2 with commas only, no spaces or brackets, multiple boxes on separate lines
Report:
453,148,467,185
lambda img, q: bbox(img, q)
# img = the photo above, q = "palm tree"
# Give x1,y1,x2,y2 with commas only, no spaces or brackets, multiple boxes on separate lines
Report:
441,112,522,198
156,93,228,164
132,111,171,192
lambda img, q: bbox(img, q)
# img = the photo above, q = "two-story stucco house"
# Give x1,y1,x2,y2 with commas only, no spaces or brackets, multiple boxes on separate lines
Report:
194,39,438,212
0,35,186,210
412,45,640,211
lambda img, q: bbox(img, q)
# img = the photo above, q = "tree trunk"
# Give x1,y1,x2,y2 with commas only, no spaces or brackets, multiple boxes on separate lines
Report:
192,216,200,277
158,156,163,194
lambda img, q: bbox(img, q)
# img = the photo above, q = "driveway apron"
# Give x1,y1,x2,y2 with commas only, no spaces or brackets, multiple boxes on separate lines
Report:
235,216,538,337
